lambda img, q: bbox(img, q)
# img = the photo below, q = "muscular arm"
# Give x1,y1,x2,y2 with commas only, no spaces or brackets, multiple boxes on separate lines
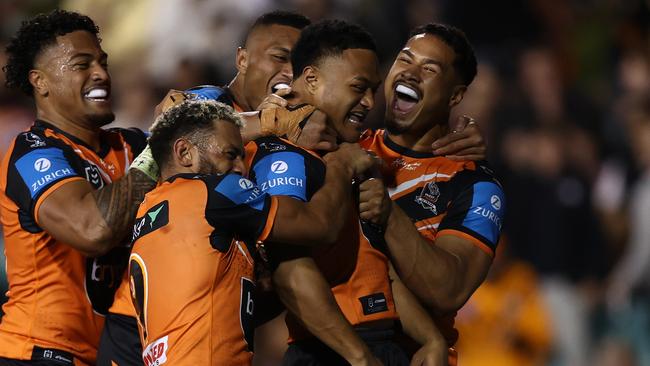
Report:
38,169,156,257
268,155,359,246
390,264,447,365
385,203,492,314
273,257,376,364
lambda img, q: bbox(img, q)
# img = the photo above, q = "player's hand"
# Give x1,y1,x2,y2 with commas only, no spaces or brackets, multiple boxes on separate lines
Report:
410,340,448,366
327,142,375,177
295,109,338,152
153,89,187,120
256,87,291,110
359,178,391,228
431,115,486,161
259,104,315,141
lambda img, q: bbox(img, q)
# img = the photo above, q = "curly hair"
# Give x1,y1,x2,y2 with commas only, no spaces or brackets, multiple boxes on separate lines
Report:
3,9,100,96
291,19,376,78
149,100,244,168
409,23,477,86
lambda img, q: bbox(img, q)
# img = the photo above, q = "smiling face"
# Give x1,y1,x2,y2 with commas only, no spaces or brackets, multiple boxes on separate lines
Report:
306,48,381,143
240,24,301,109
34,30,114,127
195,120,246,176
384,33,466,136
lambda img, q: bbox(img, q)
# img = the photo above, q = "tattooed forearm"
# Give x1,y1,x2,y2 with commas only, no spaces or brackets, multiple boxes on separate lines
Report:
92,169,157,244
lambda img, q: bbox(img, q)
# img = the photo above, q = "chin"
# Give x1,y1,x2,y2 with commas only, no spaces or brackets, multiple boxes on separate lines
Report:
89,112,116,127
384,117,409,135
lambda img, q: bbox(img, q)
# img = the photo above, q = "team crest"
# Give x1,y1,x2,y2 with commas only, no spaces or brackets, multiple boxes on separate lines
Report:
415,181,440,214
24,132,45,148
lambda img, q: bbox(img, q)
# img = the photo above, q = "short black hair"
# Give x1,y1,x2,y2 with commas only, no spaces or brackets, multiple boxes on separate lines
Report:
149,100,243,168
409,23,477,86
244,10,311,45
291,19,377,77
3,9,100,96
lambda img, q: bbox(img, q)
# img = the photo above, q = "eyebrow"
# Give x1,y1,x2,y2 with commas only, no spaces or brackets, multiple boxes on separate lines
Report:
268,46,291,53
68,52,108,62
400,49,443,68
352,76,381,88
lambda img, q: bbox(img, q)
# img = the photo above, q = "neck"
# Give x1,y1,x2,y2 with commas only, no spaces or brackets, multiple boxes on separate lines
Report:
36,107,102,151
387,123,449,153
227,74,252,111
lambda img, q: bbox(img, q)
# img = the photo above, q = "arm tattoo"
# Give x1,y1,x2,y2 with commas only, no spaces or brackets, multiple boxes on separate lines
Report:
92,169,157,243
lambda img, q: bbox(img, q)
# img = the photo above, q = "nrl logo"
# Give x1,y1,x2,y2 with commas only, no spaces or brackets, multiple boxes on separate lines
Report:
415,181,440,214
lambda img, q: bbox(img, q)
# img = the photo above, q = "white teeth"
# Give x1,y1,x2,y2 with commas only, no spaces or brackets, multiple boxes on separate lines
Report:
273,83,290,91
395,84,419,100
86,89,107,98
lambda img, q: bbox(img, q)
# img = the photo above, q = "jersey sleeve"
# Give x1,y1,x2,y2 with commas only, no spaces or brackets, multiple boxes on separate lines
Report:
203,173,278,243
250,148,309,202
5,132,85,226
437,180,505,255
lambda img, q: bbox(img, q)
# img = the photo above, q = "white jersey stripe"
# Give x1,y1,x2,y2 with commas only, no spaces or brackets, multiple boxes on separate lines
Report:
388,172,452,198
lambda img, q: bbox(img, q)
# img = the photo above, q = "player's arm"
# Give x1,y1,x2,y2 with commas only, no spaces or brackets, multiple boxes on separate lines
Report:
389,264,447,366
359,177,503,314
267,143,372,245
272,257,381,366
38,149,157,257
431,115,486,161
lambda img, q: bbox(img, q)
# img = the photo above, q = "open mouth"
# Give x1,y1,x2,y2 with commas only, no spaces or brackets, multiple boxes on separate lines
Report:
271,82,291,94
346,110,367,129
393,83,420,114
83,87,110,102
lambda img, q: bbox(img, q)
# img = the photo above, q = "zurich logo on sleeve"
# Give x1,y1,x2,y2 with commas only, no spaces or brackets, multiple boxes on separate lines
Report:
253,152,307,201
462,182,505,245
216,174,265,210
15,148,76,198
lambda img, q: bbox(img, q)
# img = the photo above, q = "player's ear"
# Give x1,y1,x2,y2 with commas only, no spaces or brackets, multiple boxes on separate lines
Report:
29,69,48,97
236,47,248,75
303,66,320,95
174,138,194,168
449,85,466,108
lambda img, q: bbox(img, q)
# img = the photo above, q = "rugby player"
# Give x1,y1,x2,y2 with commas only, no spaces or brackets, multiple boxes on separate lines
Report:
244,20,448,366
0,10,158,366
357,23,506,365
128,99,376,365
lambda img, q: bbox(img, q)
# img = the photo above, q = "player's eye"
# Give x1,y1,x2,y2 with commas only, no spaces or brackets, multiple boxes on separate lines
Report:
397,57,411,64
73,62,89,70
272,54,288,62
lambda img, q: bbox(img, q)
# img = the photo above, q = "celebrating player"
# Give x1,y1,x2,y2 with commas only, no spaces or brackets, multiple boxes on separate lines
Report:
128,99,375,365
358,23,506,365
0,10,157,365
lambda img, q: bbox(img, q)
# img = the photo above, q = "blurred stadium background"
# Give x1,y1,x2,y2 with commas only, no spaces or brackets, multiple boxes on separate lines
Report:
0,1,648,365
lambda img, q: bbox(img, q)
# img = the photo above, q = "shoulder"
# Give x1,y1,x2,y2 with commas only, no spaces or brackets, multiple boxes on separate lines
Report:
104,127,148,154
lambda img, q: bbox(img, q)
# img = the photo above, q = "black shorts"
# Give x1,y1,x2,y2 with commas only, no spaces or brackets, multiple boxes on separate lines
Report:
96,313,142,366
282,327,409,366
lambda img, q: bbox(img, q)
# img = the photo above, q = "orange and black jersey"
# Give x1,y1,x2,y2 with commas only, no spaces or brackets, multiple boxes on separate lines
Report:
0,120,146,365
360,129,506,346
245,136,398,341
128,173,278,366
98,84,244,366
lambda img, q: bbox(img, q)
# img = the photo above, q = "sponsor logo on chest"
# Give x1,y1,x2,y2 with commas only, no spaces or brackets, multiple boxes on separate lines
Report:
142,335,169,366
